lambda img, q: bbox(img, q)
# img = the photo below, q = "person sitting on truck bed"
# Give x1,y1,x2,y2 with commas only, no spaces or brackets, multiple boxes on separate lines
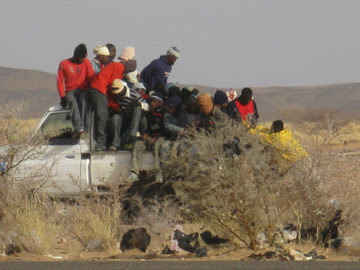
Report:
213,90,229,114
198,93,227,131
106,43,117,63
128,92,165,183
57,43,95,138
91,45,110,73
227,87,259,126
160,95,185,162
108,79,149,151
89,57,136,151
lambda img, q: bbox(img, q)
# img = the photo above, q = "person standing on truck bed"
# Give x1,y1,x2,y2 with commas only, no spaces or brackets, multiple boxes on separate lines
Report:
106,43,117,63
89,56,137,151
57,43,95,138
140,46,180,97
107,79,149,151
91,45,110,73
128,92,165,183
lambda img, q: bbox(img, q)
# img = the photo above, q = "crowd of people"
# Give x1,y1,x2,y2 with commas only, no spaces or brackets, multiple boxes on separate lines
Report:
57,43,308,183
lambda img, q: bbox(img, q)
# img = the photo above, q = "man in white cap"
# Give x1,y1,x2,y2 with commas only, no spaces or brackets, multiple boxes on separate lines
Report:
92,45,110,73
140,46,180,96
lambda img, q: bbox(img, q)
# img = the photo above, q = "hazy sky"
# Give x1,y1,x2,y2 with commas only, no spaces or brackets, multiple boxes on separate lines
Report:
1,0,360,88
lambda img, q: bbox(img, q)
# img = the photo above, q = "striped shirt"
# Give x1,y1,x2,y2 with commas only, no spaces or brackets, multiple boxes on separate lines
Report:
108,87,149,114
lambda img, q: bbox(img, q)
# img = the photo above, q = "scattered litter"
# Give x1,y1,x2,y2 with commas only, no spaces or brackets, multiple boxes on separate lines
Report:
86,239,102,251
195,246,207,257
46,255,63,259
200,231,229,245
282,224,297,243
246,246,326,261
120,228,151,252
162,225,207,257
5,244,21,255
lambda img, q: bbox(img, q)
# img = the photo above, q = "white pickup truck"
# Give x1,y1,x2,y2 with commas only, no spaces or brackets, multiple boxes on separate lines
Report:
18,106,153,197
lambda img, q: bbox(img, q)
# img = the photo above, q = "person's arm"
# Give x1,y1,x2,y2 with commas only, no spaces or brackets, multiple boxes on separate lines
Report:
86,59,96,84
56,61,66,98
253,100,259,120
164,113,184,134
140,60,156,87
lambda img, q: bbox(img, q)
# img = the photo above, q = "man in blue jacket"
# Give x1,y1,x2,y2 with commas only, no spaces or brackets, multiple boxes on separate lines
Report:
140,47,180,96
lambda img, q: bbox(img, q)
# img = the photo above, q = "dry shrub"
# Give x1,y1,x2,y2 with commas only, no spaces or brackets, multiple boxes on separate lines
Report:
163,121,334,250
127,195,181,252
4,199,59,254
66,194,121,251
0,102,62,255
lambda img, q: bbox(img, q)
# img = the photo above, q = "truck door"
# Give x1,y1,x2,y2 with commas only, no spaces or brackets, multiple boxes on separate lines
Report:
37,110,83,195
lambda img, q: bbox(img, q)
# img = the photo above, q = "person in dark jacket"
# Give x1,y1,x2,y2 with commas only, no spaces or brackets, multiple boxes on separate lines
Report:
178,95,201,129
227,87,259,125
140,47,180,96
168,85,181,99
213,90,229,114
128,92,165,183
160,95,184,162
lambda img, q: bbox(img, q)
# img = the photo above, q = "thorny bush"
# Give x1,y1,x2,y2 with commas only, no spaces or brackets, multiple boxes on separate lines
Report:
163,120,338,250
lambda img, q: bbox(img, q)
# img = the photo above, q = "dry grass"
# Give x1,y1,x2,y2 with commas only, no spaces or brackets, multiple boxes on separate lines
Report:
66,196,120,251
1,103,360,257
8,202,59,254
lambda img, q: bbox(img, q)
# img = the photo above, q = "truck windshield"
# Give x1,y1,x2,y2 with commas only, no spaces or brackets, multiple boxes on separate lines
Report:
40,112,78,145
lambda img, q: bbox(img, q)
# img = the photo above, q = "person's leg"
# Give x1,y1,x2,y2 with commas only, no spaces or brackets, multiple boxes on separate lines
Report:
78,90,89,132
159,140,172,162
65,90,83,133
109,114,123,149
89,88,108,150
153,137,166,183
127,107,142,138
130,141,146,175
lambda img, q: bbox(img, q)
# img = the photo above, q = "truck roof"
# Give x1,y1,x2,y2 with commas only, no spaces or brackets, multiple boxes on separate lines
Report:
49,105,70,112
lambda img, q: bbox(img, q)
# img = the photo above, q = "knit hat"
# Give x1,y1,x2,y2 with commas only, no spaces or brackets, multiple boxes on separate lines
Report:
166,46,181,58
183,85,195,92
111,79,130,97
120,46,135,60
150,92,164,103
180,88,192,104
168,86,181,98
214,90,228,105
125,69,139,84
93,45,110,56
73,43,87,58
167,95,182,108
198,93,213,115
133,82,145,90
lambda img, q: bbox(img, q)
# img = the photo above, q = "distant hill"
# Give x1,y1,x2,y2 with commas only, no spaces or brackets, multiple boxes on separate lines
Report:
0,66,58,118
0,66,359,120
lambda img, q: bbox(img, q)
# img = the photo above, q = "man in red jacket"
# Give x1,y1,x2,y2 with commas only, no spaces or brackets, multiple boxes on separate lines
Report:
89,59,136,150
57,43,95,137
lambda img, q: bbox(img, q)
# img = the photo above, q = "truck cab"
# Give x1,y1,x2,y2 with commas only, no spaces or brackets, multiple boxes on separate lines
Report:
32,106,153,197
